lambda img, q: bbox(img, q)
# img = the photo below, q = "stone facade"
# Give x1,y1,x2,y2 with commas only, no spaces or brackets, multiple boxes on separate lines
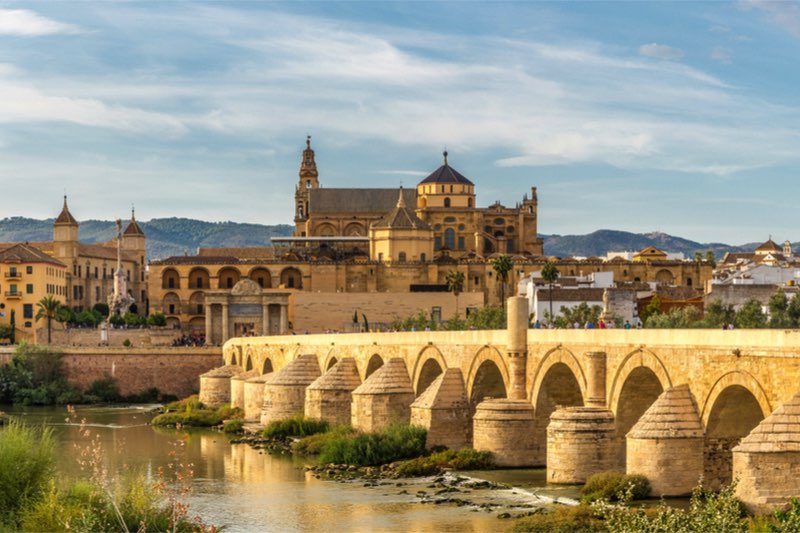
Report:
473,399,536,467
230,369,259,411
260,354,321,426
243,373,273,422
410,368,471,450
626,384,705,496
204,279,290,345
547,407,618,483
199,365,244,408
305,357,362,425
351,357,415,433
734,390,800,512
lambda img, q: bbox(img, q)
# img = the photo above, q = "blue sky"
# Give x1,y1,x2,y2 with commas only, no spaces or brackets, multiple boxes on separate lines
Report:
1,1,800,244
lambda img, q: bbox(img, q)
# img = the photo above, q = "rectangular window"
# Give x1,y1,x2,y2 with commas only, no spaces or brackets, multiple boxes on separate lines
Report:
23,304,33,319
26,266,32,274
26,284,33,294
9,284,17,294
94,267,98,278
9,267,17,276
458,237,465,250
95,287,100,301
431,307,442,324
434,237,442,250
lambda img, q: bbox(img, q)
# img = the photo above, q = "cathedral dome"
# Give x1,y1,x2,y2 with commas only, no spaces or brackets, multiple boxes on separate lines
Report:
418,151,474,186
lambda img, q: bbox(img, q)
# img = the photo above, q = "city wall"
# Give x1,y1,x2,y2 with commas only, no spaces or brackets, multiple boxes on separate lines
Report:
34,327,179,347
0,346,220,397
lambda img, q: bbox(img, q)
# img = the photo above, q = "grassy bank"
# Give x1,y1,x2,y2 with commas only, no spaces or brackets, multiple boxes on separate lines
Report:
151,395,242,427
0,418,212,532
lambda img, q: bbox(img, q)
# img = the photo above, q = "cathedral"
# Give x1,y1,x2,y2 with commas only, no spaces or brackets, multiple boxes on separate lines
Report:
291,136,544,259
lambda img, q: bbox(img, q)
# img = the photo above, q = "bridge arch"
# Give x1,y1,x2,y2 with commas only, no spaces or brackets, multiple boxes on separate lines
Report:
262,357,274,374
530,346,586,465
365,354,384,380
466,345,509,407
701,371,770,489
608,348,672,415
244,345,254,371
412,345,447,396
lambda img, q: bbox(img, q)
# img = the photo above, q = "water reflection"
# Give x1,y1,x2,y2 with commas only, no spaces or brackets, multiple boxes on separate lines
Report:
4,405,543,533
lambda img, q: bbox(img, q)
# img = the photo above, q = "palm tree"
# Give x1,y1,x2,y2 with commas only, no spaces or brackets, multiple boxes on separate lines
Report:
540,262,560,322
490,254,514,308
446,270,466,317
35,295,62,344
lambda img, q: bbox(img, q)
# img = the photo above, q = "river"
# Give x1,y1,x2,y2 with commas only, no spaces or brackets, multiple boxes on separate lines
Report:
4,404,581,533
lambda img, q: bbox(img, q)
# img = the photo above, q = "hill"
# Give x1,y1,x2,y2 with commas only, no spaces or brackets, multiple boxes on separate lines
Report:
0,217,294,260
0,217,777,261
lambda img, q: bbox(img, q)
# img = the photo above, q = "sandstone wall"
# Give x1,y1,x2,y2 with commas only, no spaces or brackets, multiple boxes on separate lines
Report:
35,327,179,347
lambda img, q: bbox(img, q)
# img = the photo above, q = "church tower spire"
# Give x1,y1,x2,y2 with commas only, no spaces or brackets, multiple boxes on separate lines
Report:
294,136,319,235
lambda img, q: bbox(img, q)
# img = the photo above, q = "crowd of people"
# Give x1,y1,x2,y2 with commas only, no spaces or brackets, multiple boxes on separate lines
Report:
172,333,205,347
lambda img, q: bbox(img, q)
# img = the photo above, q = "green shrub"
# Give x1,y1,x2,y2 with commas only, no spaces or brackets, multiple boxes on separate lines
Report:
151,399,240,427
317,424,427,466
109,314,125,327
223,419,245,434
512,504,606,533
122,339,132,347
163,394,203,412
0,419,56,526
147,312,167,327
395,448,494,477
263,415,330,440
581,471,650,502
85,376,121,402
293,425,356,455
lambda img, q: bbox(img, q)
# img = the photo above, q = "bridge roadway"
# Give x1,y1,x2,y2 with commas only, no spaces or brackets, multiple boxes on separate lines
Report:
219,298,800,501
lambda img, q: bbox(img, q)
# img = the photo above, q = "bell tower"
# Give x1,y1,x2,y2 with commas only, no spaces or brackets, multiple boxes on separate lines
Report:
294,135,318,236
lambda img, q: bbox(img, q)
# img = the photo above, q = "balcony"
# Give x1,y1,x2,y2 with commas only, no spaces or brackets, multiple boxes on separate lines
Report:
4,271,21,280
4,291,21,299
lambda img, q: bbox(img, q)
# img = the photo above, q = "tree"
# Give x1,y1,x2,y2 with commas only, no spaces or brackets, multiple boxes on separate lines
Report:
693,251,703,263
704,250,716,267
703,299,735,328
540,262,560,322
490,255,514,308
640,295,662,325
559,302,603,329
768,290,793,328
735,299,767,329
446,270,465,316
34,295,62,344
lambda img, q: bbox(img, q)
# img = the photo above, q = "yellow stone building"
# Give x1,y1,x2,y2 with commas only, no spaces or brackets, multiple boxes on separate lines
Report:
0,197,148,315
148,138,711,335
0,243,68,340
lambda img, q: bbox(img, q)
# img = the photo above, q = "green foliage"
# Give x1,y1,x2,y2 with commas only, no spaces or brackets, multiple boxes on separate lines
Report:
391,305,505,331
152,396,241,427
123,312,146,328
595,482,747,533
223,419,245,434
512,504,606,533
317,424,427,466
109,314,125,327
645,306,702,329
735,299,767,329
74,309,101,328
0,343,84,405
704,299,736,328
394,448,493,477
91,303,109,318
147,312,167,327
581,471,650,503
34,295,62,344
85,376,121,403
263,414,330,440
0,420,56,527
292,425,356,455
122,339,131,347
640,295,662,324
757,497,800,532
490,254,514,303
0,323,12,340
553,302,603,328
445,270,465,296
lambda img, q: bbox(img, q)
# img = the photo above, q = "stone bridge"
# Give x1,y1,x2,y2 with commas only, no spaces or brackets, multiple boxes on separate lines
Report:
207,298,800,511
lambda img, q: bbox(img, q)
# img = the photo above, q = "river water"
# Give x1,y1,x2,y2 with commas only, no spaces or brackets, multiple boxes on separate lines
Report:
4,404,581,533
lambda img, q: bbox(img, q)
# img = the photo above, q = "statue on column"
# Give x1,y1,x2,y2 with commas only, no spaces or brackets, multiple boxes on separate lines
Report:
107,219,135,317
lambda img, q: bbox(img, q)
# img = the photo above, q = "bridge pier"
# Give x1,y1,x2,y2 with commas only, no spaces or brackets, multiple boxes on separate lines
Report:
411,368,471,450
243,373,273,422
305,358,362,426
199,365,244,408
734,390,800,512
547,406,618,483
626,384,704,496
260,354,321,426
230,369,258,411
351,357,414,433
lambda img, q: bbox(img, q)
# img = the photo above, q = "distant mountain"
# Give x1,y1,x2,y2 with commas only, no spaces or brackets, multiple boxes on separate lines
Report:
0,217,294,260
0,217,779,262
541,229,760,259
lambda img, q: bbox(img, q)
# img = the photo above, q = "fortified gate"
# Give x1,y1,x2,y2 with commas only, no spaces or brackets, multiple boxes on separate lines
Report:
203,297,800,512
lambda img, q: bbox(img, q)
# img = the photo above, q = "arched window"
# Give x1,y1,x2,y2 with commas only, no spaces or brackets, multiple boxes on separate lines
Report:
468,198,473,207
444,228,456,249
444,197,451,208
420,253,427,262
398,252,407,262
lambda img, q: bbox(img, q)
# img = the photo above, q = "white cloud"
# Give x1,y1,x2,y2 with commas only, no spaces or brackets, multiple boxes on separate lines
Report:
0,9,80,36
712,46,733,63
740,0,800,38
639,43,685,60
